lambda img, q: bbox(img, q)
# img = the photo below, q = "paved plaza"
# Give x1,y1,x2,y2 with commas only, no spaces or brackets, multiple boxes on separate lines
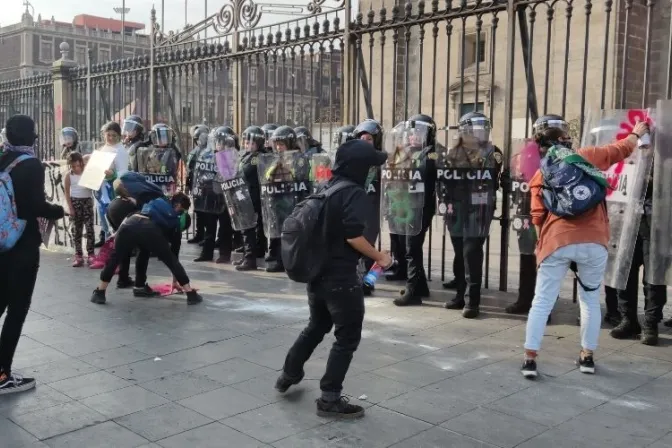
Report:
2,244,672,447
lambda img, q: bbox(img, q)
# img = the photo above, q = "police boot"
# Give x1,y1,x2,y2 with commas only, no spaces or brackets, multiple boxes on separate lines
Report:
444,288,466,310
385,268,408,282
442,278,458,290
236,258,258,271
194,251,214,262
393,287,422,306
641,321,659,346
215,252,232,264
462,289,481,319
610,317,642,340
266,260,285,273
188,234,203,244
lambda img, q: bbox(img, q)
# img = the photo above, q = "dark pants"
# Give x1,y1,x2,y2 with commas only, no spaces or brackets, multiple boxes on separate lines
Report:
255,208,267,255
617,235,668,324
390,221,431,294
282,277,364,397
605,286,619,317
200,211,233,259
0,245,39,374
134,249,151,287
451,236,487,299
101,216,190,286
518,254,537,306
194,211,206,239
268,238,281,263
106,207,134,283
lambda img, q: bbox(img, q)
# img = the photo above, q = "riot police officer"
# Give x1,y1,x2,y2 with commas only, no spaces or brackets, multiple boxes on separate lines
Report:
441,112,502,318
262,123,279,152
135,123,182,196
262,125,306,272
385,114,437,307
353,119,384,295
186,124,210,244
194,126,235,263
59,127,81,160
232,126,267,270
122,115,147,172
294,126,323,156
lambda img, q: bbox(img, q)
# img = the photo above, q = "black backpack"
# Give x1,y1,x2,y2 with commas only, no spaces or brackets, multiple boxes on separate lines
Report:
281,179,358,283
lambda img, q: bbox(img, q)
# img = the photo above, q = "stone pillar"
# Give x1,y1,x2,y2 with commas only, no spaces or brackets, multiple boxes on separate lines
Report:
51,42,77,146
231,31,244,134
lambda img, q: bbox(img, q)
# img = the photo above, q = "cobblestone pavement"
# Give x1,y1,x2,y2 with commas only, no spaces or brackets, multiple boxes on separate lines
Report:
2,245,672,448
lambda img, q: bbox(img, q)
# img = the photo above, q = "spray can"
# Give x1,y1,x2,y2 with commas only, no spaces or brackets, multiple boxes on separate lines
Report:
363,260,396,288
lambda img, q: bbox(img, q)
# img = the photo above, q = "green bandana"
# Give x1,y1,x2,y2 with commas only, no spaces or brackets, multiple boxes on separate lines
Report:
546,145,609,189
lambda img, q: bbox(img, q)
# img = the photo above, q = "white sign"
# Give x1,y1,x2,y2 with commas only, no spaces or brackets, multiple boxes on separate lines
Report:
78,149,117,191
604,161,635,204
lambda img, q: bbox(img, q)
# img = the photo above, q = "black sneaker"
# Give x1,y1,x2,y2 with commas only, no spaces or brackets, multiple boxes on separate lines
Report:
577,354,596,374
235,260,258,271
133,284,160,298
610,318,641,340
90,289,106,304
215,255,232,264
194,255,214,262
116,277,134,289
186,290,203,305
0,372,36,395
232,258,245,266
274,371,304,393
505,301,531,315
521,359,538,379
316,397,365,419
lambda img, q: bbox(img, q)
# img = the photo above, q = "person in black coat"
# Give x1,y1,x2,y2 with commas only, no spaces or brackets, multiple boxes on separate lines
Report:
0,114,64,395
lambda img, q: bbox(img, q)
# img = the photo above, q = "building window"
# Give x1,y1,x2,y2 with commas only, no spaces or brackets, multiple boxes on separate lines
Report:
267,104,275,122
74,45,87,65
249,102,257,121
459,102,485,118
322,85,330,100
99,47,112,62
228,69,233,82
227,103,234,120
335,87,341,101
267,67,275,87
250,67,257,86
287,70,298,90
336,63,341,79
285,102,293,122
305,70,312,90
39,38,54,62
322,63,330,78
463,33,487,68
182,102,192,122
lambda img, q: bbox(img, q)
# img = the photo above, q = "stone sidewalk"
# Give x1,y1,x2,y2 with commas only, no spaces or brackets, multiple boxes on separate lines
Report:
2,246,672,448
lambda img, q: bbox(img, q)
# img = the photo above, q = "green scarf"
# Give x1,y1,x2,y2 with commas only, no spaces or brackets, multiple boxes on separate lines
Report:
546,145,609,189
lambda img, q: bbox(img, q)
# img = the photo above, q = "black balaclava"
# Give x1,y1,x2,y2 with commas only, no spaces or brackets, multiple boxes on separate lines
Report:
332,140,387,187
6,114,37,147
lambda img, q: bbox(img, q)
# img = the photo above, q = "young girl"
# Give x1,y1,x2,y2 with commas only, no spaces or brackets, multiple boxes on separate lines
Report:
65,152,95,267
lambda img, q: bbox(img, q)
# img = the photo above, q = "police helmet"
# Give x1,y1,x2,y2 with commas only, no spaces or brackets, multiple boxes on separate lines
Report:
60,126,79,147
353,119,383,150
332,125,356,147
242,125,266,151
458,112,491,142
150,123,174,147
122,115,145,138
190,124,210,147
408,113,436,146
270,125,297,152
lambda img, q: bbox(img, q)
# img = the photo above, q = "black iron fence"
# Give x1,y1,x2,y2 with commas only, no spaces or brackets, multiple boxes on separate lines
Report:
0,74,55,160
1,0,670,292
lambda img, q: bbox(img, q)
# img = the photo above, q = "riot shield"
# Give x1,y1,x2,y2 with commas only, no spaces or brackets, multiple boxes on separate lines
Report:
216,148,258,231
191,147,226,214
436,130,498,238
136,145,179,195
257,151,311,239
310,152,333,192
582,109,654,290
380,127,426,236
78,141,97,156
648,101,672,285
509,139,541,254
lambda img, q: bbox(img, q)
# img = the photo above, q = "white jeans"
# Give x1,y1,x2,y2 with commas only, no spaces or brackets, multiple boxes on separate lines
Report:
525,243,608,352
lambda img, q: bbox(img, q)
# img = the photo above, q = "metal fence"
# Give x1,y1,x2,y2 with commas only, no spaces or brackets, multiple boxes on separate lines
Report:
0,74,55,160
1,0,671,292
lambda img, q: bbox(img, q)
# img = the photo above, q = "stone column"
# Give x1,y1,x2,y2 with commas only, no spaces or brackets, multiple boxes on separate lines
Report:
51,42,77,146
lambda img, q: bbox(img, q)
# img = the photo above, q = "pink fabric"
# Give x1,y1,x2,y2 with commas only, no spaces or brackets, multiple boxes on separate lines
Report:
517,141,541,182
216,150,237,179
151,283,198,297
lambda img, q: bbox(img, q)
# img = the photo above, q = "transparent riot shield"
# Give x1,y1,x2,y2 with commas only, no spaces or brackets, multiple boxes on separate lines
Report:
310,152,333,192
648,100,672,285
509,139,541,254
257,151,310,239
136,145,179,195
216,148,258,231
582,109,654,290
191,147,226,214
380,126,426,236
436,130,498,238
78,141,97,156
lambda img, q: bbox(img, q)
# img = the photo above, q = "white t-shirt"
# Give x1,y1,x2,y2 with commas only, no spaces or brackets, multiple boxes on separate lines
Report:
100,143,129,177
68,173,92,199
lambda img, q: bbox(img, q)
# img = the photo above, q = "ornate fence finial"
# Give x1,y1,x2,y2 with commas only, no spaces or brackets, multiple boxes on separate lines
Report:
59,42,70,60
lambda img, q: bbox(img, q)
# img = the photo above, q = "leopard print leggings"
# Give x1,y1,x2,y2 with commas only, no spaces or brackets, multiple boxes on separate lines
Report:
71,197,95,257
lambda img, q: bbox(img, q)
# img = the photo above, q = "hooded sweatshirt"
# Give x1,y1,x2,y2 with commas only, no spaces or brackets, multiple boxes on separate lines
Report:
319,140,387,281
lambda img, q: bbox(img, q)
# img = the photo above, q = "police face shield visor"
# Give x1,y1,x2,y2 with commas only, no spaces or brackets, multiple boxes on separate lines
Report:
296,134,311,152
152,128,173,147
588,125,620,147
242,133,264,152
214,135,237,152
270,136,290,152
459,118,491,142
332,131,351,147
403,123,430,147
534,119,569,135
122,120,142,138
60,131,76,147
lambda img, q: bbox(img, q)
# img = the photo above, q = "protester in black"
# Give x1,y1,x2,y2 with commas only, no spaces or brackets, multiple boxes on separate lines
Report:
275,140,390,419
0,115,64,395
90,193,201,305
106,197,138,288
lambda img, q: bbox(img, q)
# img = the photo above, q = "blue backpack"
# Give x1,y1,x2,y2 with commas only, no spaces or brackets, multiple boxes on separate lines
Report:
539,153,607,218
0,154,33,252
141,197,179,231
